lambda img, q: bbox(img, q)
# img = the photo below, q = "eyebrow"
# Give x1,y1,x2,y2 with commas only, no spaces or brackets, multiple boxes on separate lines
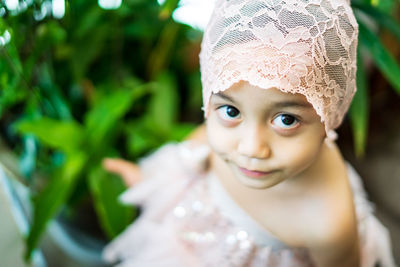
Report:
214,92,236,103
214,92,312,109
273,101,312,109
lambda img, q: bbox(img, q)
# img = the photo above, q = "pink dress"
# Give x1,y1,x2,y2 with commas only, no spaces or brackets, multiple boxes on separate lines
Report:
103,142,397,267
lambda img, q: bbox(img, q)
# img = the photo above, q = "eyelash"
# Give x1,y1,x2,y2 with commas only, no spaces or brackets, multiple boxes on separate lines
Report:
216,105,241,121
271,114,300,130
216,105,301,130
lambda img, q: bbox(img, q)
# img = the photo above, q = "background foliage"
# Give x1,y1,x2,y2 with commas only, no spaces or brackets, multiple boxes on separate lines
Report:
0,0,399,262
0,0,203,260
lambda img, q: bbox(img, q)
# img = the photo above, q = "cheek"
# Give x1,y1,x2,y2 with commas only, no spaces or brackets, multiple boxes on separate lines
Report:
273,134,324,172
206,117,237,156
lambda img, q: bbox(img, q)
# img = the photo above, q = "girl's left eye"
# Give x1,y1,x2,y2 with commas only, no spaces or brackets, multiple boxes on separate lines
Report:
217,105,241,120
272,114,299,129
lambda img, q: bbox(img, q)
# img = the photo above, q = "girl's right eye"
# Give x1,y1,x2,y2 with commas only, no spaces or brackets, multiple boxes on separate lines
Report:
216,105,241,121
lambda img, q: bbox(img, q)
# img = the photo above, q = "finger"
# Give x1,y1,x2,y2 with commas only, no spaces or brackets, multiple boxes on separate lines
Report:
120,171,141,187
102,158,138,174
102,158,141,186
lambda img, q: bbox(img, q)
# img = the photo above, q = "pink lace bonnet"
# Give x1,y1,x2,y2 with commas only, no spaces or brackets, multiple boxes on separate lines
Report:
200,0,359,139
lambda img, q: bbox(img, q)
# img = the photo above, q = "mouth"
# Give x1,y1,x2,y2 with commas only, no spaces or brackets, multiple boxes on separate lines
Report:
238,167,276,178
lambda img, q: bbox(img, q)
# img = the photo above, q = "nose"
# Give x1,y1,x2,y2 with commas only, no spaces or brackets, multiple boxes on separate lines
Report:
237,124,270,159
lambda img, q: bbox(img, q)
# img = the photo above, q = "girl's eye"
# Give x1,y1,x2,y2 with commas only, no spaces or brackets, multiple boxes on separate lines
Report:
217,105,241,120
272,114,299,129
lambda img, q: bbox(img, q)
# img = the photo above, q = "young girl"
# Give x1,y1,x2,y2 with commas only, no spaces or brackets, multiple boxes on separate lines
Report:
103,0,397,266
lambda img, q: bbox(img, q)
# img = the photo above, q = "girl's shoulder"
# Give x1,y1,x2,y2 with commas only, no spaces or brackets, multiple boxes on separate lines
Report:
302,188,360,266
295,142,359,265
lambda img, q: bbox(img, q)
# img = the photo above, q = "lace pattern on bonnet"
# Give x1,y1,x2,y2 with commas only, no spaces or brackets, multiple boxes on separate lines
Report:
200,0,358,139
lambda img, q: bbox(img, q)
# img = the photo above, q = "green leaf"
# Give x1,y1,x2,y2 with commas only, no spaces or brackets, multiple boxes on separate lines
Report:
84,84,149,147
36,21,67,46
73,6,104,39
358,21,400,94
187,71,203,111
353,3,400,41
147,22,180,77
25,151,88,260
159,0,180,19
349,49,369,157
36,63,72,119
0,20,22,71
369,0,396,13
125,118,162,157
88,166,136,239
169,123,196,141
148,72,179,135
15,117,84,153
69,6,109,80
70,25,109,80
0,26,25,103
0,76,27,116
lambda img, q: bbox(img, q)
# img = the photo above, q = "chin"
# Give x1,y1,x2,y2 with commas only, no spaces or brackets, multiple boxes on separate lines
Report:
237,177,283,189
230,164,285,190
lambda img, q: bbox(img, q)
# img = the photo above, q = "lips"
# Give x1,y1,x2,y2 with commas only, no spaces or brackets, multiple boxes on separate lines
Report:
238,167,275,178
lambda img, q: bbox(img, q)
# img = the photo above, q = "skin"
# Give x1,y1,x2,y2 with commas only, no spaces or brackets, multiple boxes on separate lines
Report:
206,81,326,190
103,81,360,267
102,158,141,186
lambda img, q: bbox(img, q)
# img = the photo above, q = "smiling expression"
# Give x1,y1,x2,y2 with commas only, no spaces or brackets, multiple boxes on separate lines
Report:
206,81,326,189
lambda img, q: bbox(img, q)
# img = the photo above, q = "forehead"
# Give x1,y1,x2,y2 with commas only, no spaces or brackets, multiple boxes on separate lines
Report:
211,81,312,108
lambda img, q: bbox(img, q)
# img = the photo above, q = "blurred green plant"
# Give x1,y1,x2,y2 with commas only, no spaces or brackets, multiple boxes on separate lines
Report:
0,0,202,261
351,0,400,156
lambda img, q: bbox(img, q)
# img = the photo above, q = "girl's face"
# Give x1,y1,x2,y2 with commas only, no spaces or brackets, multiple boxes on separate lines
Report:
206,81,326,189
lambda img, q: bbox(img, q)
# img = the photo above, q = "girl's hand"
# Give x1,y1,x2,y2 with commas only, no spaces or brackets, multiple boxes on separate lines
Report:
102,124,206,187
102,158,142,187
